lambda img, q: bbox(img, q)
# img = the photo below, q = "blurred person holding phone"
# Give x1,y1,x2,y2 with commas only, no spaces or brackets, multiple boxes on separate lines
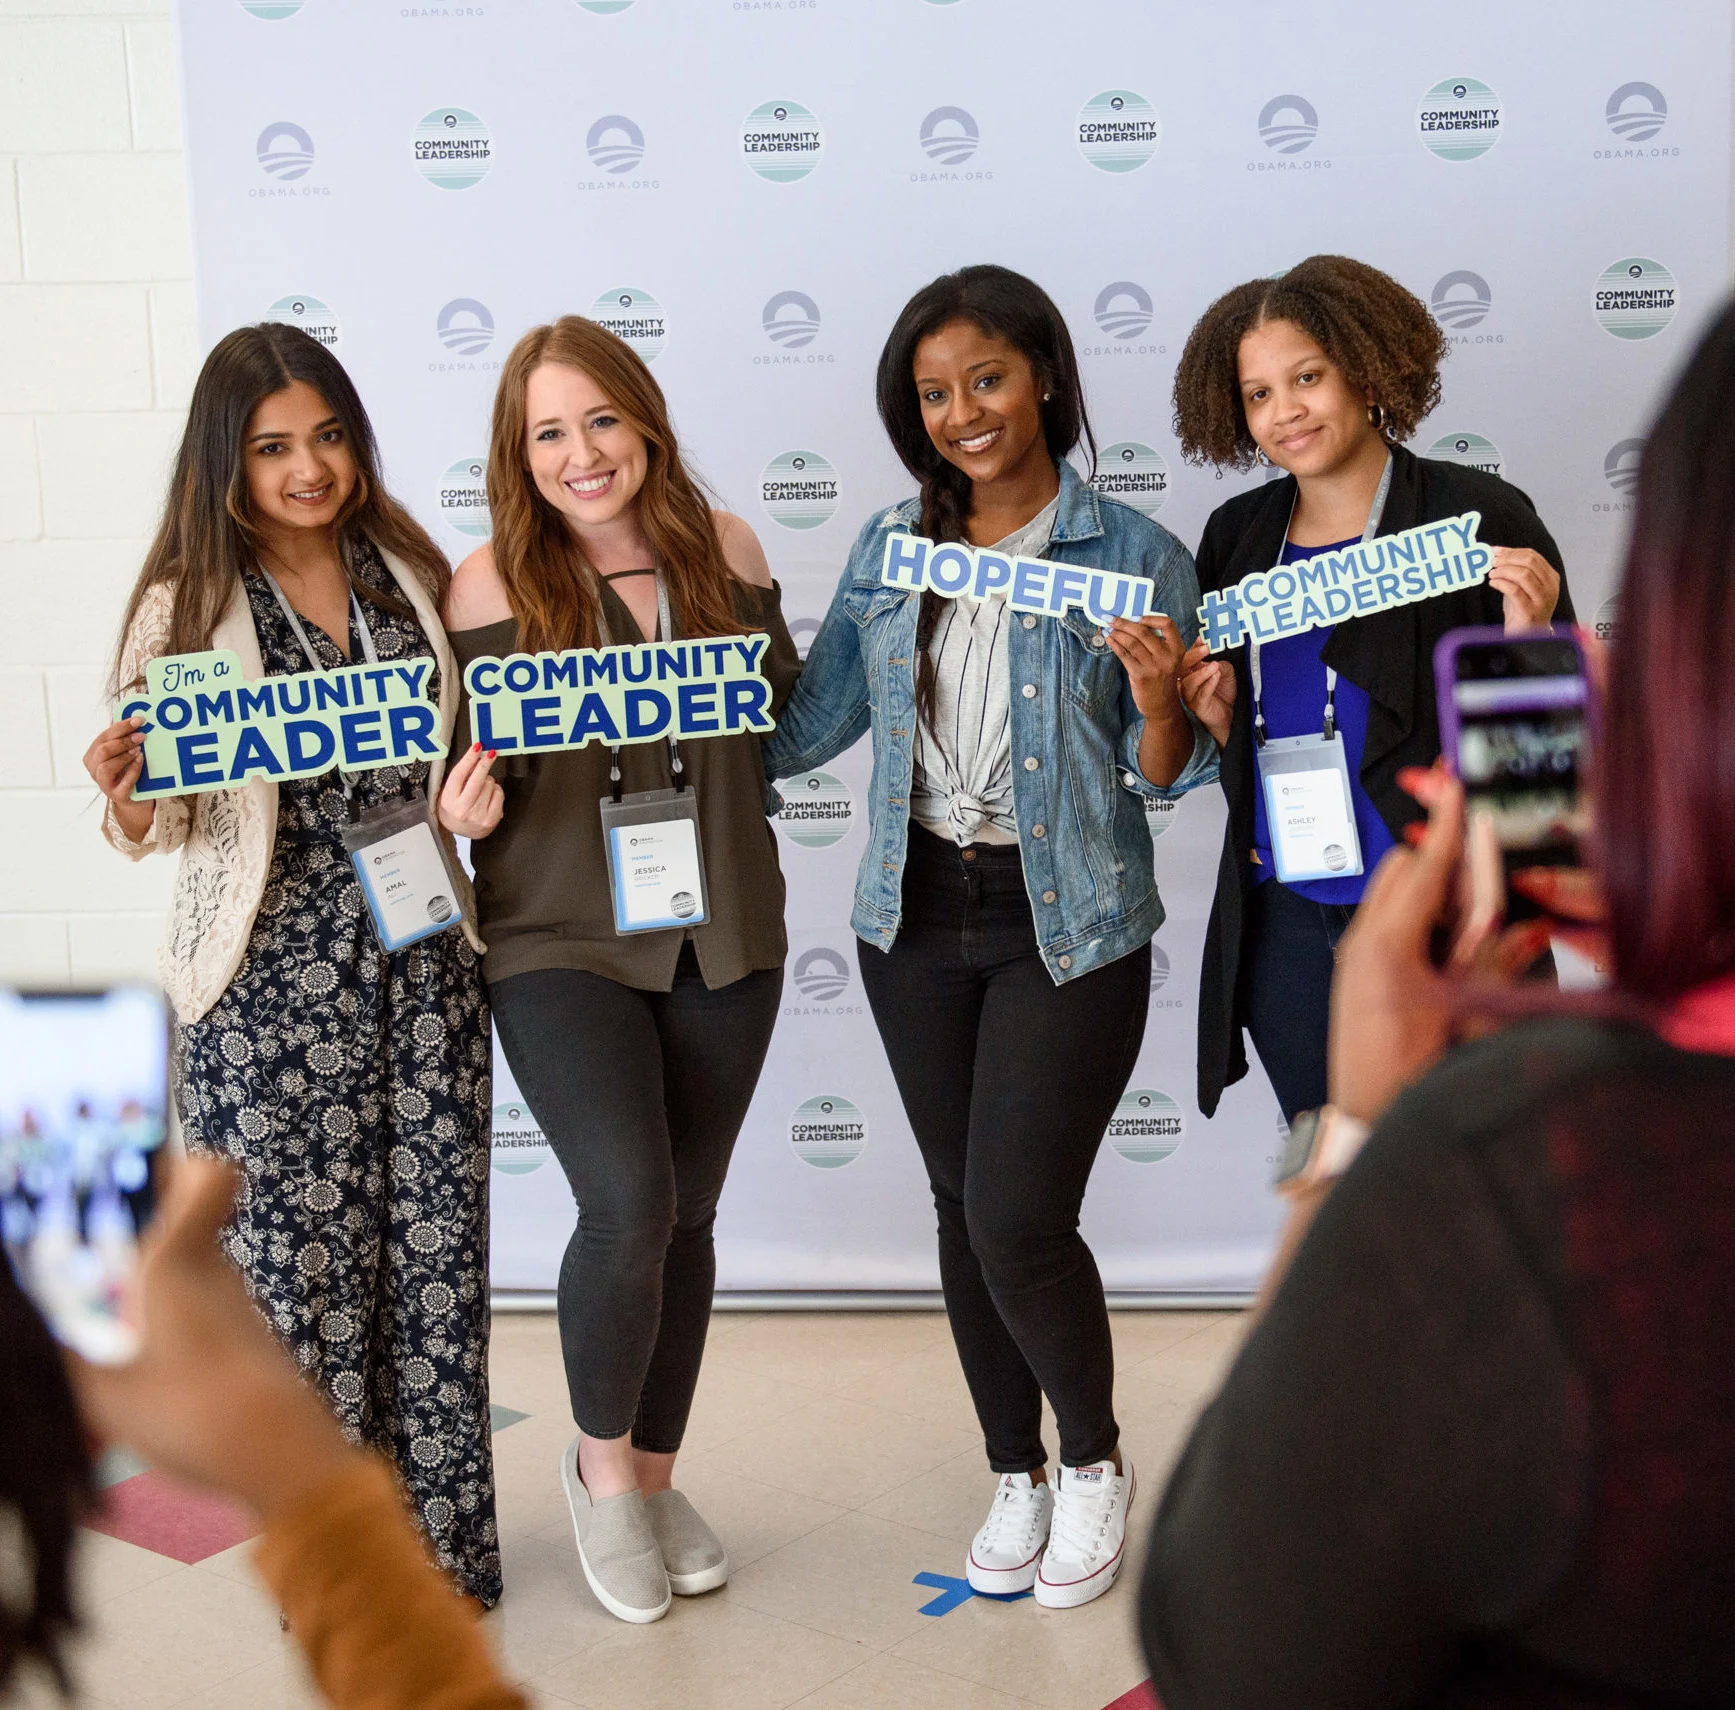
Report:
1169,254,1571,1125
1139,301,1735,1708
0,1155,525,1708
80,325,498,1606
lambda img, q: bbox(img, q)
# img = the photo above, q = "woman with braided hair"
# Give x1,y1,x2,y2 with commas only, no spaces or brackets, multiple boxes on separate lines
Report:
765,264,1216,1611
1170,254,1571,1127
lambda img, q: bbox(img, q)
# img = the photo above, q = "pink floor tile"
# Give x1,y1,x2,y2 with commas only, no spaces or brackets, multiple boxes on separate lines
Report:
85,1470,259,1565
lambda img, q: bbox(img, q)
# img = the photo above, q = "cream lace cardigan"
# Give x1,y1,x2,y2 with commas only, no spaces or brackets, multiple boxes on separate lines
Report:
103,549,484,1024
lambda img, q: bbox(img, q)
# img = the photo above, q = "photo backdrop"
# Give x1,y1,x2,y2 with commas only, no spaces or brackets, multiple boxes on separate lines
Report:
178,0,1731,1292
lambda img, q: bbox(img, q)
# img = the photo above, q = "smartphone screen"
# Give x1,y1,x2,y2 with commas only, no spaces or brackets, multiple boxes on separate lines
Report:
0,987,171,1364
1447,635,1592,866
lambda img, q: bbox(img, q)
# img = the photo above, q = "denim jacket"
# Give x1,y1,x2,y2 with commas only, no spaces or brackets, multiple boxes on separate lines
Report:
763,461,1219,984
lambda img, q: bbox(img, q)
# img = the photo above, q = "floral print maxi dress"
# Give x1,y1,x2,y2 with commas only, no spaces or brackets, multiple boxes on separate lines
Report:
177,545,500,1605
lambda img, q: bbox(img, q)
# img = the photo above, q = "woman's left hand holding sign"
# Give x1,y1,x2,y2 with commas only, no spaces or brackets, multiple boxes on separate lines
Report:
437,742,504,840
84,715,156,843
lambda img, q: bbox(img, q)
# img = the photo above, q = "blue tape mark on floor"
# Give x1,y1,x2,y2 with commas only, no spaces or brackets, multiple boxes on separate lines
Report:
914,1571,1033,1616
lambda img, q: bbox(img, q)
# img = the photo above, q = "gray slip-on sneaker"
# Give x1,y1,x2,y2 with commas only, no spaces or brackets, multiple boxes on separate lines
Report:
558,1438,671,1624
643,1488,730,1595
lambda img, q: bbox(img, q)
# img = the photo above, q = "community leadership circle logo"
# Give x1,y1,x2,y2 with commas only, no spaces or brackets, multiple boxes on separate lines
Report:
741,101,823,182
762,291,820,350
1594,258,1677,340
1604,439,1644,495
1108,1089,1184,1164
256,122,314,181
1077,91,1160,173
440,458,491,538
792,947,850,1002
789,1096,867,1169
1428,432,1503,477
490,1100,551,1176
1094,281,1153,340
1416,77,1503,160
761,451,838,530
1090,444,1168,517
1258,93,1318,153
1430,270,1492,330
1606,81,1667,142
777,771,853,847
575,0,635,11
436,298,493,357
1595,596,1619,646
590,288,666,362
414,109,492,190
1144,796,1177,840
239,0,303,17
919,106,979,165
266,295,340,350
788,617,820,660
586,114,645,174
1149,943,1170,993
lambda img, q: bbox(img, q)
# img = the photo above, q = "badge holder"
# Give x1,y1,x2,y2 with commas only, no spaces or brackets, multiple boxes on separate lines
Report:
1256,733,1363,883
262,564,465,954
594,567,711,937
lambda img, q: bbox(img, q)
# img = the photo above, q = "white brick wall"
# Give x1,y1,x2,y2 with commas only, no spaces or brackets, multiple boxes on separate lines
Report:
0,1,186,987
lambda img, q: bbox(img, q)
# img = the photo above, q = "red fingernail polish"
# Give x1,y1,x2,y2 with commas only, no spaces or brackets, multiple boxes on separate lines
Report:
486,750,496,759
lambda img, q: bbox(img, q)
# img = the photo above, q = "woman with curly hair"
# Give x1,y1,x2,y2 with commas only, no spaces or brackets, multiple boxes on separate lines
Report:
1170,254,1571,1123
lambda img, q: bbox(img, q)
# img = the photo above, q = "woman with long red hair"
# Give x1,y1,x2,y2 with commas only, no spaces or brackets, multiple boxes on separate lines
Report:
439,316,798,1625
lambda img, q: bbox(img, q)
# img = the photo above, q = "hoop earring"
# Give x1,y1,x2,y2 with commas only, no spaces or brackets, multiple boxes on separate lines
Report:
1367,402,1387,435
1255,448,1272,467
1042,392,1051,402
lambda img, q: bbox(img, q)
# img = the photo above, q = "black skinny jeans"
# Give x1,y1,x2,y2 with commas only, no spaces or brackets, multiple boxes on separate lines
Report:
1240,878,1357,1125
489,946,780,1451
858,826,1149,1473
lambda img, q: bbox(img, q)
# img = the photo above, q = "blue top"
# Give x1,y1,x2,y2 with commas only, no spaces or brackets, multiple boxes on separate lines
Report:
1250,536,1397,905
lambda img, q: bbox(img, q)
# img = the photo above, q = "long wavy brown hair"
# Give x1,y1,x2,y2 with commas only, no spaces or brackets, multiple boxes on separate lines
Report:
487,317,745,652
109,323,449,693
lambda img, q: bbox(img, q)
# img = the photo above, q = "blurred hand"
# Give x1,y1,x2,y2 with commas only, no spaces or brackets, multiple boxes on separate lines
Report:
84,716,156,843
67,1156,353,1523
437,743,504,840
1176,635,1235,747
1329,775,1552,1124
1490,546,1562,631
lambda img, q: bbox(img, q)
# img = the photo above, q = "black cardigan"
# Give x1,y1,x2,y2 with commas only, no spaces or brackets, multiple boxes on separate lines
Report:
1193,444,1573,1116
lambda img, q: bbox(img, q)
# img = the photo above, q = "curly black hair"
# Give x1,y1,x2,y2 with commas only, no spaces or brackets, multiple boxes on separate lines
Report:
1171,254,1448,470
0,1252,93,1698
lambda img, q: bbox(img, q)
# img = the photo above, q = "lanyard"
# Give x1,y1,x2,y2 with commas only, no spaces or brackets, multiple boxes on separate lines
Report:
1251,453,1393,747
594,569,686,802
261,566,380,801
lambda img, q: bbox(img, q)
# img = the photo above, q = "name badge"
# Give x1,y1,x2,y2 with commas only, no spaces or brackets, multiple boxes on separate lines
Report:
599,787,710,935
1256,733,1364,885
341,794,465,952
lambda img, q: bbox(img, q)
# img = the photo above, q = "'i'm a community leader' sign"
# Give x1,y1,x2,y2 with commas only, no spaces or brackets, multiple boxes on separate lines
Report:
120,651,443,797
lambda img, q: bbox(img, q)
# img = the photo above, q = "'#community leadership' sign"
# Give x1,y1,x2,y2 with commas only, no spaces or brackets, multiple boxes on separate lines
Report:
121,651,444,796
463,636,774,752
1198,511,1490,652
880,533,1154,622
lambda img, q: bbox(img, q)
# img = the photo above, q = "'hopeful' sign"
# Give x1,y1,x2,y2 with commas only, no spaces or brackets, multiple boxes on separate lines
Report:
121,651,443,797
1198,511,1490,652
462,636,774,752
879,533,1154,623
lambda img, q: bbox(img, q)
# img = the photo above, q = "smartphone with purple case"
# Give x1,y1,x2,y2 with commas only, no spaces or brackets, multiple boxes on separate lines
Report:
1434,627,1595,914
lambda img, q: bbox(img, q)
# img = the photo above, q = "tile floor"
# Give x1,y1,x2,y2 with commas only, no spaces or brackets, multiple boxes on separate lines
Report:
29,1308,1248,1710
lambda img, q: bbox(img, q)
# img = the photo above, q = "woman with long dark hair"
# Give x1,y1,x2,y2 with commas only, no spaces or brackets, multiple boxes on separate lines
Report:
1140,301,1735,1707
440,316,797,1625
1171,255,1570,1125
82,324,498,1605
766,265,1215,1611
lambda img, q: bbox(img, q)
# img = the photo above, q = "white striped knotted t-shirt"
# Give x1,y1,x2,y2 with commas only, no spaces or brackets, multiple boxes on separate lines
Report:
909,495,1060,847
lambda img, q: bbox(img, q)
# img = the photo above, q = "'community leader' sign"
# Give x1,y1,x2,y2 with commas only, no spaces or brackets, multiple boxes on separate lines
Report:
880,533,1155,622
1198,512,1490,652
463,636,774,752
121,651,443,797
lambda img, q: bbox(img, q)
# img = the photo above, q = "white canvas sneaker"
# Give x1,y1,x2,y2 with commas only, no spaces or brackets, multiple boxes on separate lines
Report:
1034,1456,1134,1609
966,1472,1054,1593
